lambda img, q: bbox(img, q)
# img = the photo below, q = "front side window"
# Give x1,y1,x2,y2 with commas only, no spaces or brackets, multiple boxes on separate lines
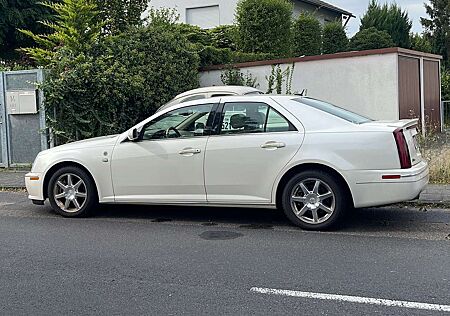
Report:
142,104,214,140
219,102,296,135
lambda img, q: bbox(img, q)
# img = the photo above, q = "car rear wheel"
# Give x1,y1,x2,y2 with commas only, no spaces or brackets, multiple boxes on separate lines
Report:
281,170,347,230
48,166,97,217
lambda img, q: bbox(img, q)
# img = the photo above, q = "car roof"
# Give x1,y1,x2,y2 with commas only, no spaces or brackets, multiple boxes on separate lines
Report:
174,86,262,99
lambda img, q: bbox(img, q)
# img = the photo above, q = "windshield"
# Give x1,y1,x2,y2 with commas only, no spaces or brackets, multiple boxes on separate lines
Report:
294,98,372,124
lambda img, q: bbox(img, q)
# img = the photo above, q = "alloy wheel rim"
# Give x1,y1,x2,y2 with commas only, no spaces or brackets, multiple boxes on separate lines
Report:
290,178,335,224
53,173,87,213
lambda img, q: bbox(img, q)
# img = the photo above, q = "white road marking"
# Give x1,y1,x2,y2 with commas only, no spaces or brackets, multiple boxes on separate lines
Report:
250,287,450,312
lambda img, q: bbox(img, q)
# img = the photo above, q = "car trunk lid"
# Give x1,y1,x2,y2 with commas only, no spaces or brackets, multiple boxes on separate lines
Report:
365,119,422,167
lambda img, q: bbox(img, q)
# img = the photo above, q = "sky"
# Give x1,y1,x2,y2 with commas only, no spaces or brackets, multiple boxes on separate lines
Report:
329,0,430,35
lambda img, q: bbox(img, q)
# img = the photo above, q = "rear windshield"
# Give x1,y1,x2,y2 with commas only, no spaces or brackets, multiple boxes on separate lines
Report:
294,97,372,124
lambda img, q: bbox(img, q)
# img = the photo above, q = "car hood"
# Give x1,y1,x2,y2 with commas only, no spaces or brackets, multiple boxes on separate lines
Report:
40,135,120,154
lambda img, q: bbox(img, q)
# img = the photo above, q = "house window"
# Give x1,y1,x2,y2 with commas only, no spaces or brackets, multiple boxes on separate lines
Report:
186,5,220,29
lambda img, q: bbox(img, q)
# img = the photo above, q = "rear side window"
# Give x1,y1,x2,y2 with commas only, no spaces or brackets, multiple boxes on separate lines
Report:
219,102,296,135
266,108,292,132
295,98,372,124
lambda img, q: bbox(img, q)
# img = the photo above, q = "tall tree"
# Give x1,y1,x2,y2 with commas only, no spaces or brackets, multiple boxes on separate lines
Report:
421,0,450,65
94,0,148,34
0,0,54,60
19,0,104,66
360,0,412,48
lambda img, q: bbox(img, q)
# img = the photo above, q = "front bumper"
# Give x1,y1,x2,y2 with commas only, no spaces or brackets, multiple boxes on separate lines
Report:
344,160,429,208
25,172,45,202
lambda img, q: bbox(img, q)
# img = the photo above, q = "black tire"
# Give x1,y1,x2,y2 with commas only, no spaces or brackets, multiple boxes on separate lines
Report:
281,170,348,230
47,166,98,217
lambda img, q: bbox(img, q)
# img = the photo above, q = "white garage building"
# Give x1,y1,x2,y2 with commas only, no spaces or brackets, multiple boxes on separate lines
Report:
200,48,443,132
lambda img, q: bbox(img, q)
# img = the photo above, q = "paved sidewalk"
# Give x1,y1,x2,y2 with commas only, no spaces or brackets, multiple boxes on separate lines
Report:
0,169,449,204
0,170,28,188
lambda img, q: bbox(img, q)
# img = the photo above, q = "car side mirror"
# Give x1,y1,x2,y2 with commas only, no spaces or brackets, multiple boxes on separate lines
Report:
127,128,140,141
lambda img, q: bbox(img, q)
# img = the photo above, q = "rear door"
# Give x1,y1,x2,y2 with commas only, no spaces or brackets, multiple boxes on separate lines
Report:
204,98,304,204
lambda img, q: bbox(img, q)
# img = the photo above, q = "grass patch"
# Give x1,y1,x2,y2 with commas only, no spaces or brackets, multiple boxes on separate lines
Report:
420,131,450,184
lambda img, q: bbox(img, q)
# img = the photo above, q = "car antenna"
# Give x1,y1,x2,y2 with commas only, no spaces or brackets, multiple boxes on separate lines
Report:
294,89,307,96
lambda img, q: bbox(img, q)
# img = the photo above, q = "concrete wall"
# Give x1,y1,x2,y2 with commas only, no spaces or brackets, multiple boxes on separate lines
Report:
147,0,343,27
200,53,400,121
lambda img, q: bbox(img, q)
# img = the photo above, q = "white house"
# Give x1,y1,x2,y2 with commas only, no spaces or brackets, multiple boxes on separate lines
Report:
147,0,354,29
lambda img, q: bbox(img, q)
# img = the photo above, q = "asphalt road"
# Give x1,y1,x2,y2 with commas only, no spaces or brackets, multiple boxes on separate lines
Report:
1,191,450,315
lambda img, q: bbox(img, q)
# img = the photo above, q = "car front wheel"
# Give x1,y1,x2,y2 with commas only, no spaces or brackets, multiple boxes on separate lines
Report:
48,166,97,217
281,170,347,230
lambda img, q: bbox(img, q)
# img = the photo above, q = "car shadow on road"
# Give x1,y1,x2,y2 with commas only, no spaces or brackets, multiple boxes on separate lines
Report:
87,203,450,234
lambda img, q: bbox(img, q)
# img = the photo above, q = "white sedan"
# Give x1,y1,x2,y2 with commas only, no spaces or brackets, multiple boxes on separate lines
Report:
26,96,428,230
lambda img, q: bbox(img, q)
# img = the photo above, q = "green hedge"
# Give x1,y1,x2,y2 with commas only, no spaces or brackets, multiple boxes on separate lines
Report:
349,27,394,51
235,0,293,55
198,46,275,68
292,13,322,56
322,21,348,54
44,26,200,144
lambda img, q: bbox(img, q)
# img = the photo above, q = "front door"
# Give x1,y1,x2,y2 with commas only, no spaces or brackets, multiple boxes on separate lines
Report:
204,100,303,204
111,103,215,204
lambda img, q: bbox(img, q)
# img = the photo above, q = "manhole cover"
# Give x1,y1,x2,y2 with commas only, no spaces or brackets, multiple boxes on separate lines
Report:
239,224,273,230
199,231,243,240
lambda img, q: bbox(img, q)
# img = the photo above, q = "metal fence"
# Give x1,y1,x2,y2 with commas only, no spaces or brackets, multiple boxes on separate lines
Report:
444,101,450,130
0,69,47,167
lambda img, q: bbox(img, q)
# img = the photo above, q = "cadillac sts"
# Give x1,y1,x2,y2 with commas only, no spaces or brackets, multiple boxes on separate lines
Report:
25,95,428,230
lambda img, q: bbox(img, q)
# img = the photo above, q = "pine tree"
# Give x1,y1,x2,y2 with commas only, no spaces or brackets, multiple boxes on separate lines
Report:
360,0,412,48
421,0,450,65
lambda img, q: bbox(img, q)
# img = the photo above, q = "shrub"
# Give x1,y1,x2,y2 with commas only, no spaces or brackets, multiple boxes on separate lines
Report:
360,0,412,48
235,0,293,56
322,21,348,54
292,13,322,56
349,27,395,51
198,46,233,67
221,67,258,87
43,26,199,144
231,51,275,63
410,33,433,53
176,23,212,46
198,46,275,68
442,68,450,101
209,25,238,50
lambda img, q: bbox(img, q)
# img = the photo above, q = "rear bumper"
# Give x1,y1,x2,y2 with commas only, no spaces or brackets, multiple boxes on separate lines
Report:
25,172,45,202
344,161,429,208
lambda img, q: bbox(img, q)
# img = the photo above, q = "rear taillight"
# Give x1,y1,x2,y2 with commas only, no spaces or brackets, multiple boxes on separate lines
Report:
393,128,411,169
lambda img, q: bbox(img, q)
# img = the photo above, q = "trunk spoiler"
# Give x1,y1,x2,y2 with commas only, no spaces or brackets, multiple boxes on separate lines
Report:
384,119,419,129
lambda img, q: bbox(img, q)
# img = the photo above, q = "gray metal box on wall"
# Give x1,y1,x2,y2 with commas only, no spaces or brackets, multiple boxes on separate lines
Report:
0,69,47,167
6,90,38,114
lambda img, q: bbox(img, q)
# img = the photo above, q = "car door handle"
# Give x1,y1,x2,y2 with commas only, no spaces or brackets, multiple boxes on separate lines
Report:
261,141,286,149
179,147,201,156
